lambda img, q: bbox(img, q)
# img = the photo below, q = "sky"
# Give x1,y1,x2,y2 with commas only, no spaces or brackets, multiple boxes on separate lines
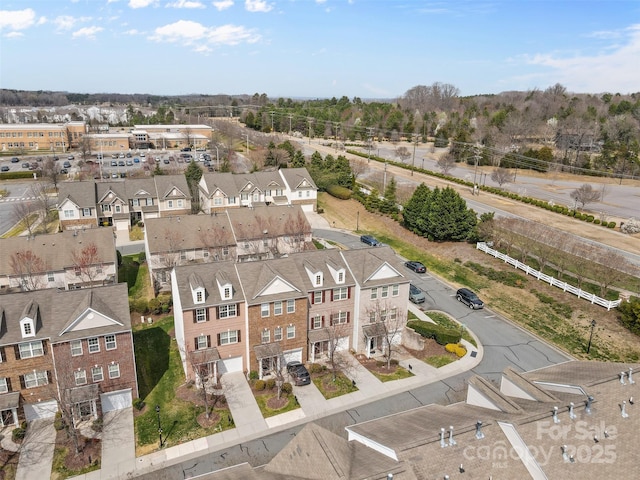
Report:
1,0,639,99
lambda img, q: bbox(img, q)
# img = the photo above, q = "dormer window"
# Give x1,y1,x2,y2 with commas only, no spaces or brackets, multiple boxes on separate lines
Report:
196,290,203,303
20,318,35,338
338,271,344,283
315,274,322,287
224,287,231,299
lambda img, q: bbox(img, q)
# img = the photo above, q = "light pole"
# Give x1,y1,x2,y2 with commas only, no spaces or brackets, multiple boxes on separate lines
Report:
587,320,596,354
155,405,165,448
213,145,219,170
244,134,249,155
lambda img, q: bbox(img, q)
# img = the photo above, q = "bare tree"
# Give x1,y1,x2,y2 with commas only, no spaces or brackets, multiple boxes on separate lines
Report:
198,227,231,261
590,251,630,296
282,211,311,253
31,182,54,225
490,167,514,188
160,228,183,269
570,184,601,209
395,146,411,163
350,157,367,181
71,242,101,287
186,347,221,419
9,249,47,291
365,300,408,369
437,153,457,175
12,200,38,236
42,158,61,191
324,321,353,381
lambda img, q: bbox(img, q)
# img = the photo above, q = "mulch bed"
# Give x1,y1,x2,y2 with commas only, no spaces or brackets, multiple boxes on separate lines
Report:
0,448,19,480
54,429,101,473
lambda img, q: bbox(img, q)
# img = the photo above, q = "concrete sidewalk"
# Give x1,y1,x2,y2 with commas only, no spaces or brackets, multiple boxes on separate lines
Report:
65,343,481,480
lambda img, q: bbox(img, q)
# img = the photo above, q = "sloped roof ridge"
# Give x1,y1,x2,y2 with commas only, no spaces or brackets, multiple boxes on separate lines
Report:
503,366,559,402
469,375,523,414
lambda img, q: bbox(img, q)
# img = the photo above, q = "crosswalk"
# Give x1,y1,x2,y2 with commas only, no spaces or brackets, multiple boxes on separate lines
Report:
0,196,37,203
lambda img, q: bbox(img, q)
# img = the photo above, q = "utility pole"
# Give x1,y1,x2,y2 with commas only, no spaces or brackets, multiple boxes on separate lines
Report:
288,114,293,135
411,133,418,176
473,143,482,191
366,127,374,163
270,111,275,133
307,117,313,144
244,134,249,154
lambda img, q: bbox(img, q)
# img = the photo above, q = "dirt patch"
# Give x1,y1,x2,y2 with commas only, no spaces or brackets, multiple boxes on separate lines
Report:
53,429,101,475
403,340,458,363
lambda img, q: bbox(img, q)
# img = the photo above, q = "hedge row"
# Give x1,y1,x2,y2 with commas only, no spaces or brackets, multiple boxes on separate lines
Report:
407,320,461,345
346,149,617,229
326,184,353,199
0,171,40,180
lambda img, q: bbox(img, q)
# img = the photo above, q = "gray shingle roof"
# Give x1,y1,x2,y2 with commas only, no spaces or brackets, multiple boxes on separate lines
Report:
145,215,235,254
0,228,116,276
0,283,130,346
226,205,310,241
341,246,409,288
57,181,97,208
172,261,243,310
235,257,305,305
279,167,317,190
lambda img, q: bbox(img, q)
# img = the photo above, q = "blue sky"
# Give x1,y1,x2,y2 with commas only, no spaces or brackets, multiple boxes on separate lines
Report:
1,0,639,99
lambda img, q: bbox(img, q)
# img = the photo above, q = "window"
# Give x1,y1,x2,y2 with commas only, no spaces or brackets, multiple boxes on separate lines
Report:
313,315,322,329
369,311,376,323
370,288,378,300
74,267,81,277
108,363,120,379
83,208,91,217
219,330,239,345
195,308,207,323
287,325,295,339
381,286,389,298
88,337,100,353
195,290,204,303
274,326,283,341
23,322,32,336
102,335,116,351
63,209,74,219
196,335,209,350
333,287,348,301
389,308,397,321
253,193,260,202
213,197,223,206
392,284,399,297
75,370,87,385
261,303,270,317
298,191,302,198
222,247,229,256
92,366,104,382
203,249,209,258
228,196,236,205
48,272,55,283
261,329,270,343
287,299,295,313
313,291,323,304
19,341,44,359
218,304,237,319
338,271,344,283
177,199,184,208
180,251,187,261
331,311,348,325
223,287,231,299
167,200,174,208
115,205,121,213
315,274,322,286
24,371,48,388
0,378,8,394
71,340,83,356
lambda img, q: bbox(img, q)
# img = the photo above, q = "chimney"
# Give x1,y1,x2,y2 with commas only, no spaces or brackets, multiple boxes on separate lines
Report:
440,427,446,448
448,426,456,446
569,402,576,420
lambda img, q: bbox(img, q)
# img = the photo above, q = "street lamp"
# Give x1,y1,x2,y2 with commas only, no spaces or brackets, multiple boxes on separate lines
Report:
155,405,165,448
587,320,597,354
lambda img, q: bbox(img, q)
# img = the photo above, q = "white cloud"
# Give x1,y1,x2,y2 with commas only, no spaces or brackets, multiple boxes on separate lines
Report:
0,8,37,31
129,0,158,8
213,0,234,10
53,15,77,30
72,26,104,39
524,24,640,94
166,0,206,8
245,0,272,13
5,31,24,38
149,19,260,47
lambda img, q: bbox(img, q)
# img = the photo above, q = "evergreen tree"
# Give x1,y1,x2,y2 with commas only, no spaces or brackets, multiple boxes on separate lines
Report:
365,188,381,212
380,176,398,214
184,162,203,213
291,150,306,167
402,183,431,233
424,187,477,241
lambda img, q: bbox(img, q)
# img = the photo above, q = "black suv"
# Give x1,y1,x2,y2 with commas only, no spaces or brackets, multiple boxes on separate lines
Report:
286,361,311,386
456,288,484,309
360,235,381,246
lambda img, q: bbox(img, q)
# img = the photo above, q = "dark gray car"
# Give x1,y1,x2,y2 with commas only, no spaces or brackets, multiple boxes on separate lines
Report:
456,288,484,309
286,361,311,386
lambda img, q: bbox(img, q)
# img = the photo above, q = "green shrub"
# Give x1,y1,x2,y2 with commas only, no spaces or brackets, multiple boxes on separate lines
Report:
265,378,276,390
309,363,325,374
586,215,594,223
148,298,161,314
254,379,266,391
131,298,148,314
608,221,616,228
326,184,352,200
249,370,259,380
91,418,104,432
281,382,293,394
12,427,26,441
407,320,461,345
594,219,601,225
54,412,66,431
138,251,146,262
133,398,145,411
0,171,36,180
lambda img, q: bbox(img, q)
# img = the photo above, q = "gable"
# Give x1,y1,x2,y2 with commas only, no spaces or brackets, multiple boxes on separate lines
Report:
367,263,402,282
58,197,80,210
134,189,152,197
255,276,300,298
99,190,123,205
295,177,312,189
60,308,123,334
165,186,187,198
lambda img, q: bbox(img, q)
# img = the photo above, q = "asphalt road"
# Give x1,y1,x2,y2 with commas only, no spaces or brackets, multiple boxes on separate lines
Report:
0,181,39,235
135,230,571,479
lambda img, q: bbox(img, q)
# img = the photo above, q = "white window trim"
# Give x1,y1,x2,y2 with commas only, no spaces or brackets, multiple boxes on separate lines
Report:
286,325,295,339
261,303,270,318
105,335,117,351
88,337,100,353
92,366,104,382
108,363,120,379
71,340,83,356
287,299,295,313
75,370,87,386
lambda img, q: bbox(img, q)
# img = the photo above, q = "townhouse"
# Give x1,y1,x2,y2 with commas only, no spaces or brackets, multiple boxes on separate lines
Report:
198,167,317,213
0,284,137,427
144,204,312,291
57,174,192,231
171,262,247,385
0,228,117,293
170,247,410,384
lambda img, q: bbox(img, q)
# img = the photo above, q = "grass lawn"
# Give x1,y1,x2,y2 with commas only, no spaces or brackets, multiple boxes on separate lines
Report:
133,316,232,455
427,311,477,347
254,393,300,418
312,371,358,399
370,366,414,382
425,355,457,368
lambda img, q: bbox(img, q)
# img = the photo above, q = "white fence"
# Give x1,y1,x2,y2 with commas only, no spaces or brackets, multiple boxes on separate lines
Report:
476,242,622,311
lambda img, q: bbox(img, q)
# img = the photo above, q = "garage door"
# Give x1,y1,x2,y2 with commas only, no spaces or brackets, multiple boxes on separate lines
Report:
219,356,243,374
100,389,132,412
24,399,58,421
282,348,303,365
301,204,314,212
114,219,129,231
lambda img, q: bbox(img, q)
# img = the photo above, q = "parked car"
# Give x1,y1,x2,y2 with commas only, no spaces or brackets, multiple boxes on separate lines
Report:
67,155,75,160
126,152,132,158
22,162,30,168
409,284,426,304
1,166,9,172
53,155,59,161
118,160,125,166
405,261,426,273
163,158,170,164
360,234,381,246
126,159,133,166
133,157,140,163
60,168,68,174
140,152,145,157
111,153,119,159
63,161,72,168
456,288,484,309
96,153,103,160
111,160,118,166
286,361,311,386
11,157,19,163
